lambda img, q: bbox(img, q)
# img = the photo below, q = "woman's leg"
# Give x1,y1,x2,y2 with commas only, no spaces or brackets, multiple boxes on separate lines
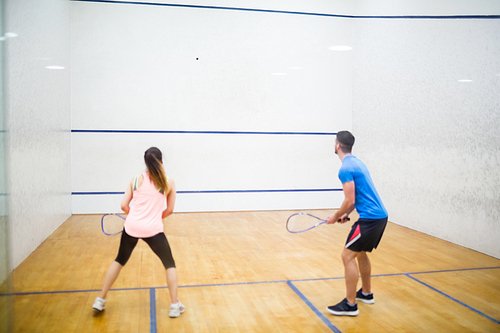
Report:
143,233,178,304
99,230,138,299
166,267,178,304
99,261,123,299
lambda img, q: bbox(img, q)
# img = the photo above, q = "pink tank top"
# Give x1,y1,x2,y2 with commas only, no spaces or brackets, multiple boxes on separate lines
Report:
124,172,166,238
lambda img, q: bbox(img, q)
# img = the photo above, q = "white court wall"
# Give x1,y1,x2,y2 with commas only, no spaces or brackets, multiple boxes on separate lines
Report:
0,0,7,286
70,1,353,213
70,0,500,259
5,0,71,270
352,1,500,258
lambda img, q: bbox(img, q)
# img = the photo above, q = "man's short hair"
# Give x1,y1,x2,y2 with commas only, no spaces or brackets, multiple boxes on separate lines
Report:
336,131,355,153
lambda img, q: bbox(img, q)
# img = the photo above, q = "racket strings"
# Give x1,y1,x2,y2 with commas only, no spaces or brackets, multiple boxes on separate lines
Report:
286,214,322,233
102,214,126,236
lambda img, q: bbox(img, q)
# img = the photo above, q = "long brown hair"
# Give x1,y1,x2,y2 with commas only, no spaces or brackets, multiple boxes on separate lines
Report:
144,147,168,193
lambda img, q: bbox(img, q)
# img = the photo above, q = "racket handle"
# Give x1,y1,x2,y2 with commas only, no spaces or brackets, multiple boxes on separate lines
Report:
337,217,351,222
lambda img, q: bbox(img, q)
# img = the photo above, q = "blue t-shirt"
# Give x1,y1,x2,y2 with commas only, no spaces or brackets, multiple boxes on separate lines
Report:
338,155,388,220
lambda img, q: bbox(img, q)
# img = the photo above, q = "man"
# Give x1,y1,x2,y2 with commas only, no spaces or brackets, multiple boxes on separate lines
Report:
326,131,388,316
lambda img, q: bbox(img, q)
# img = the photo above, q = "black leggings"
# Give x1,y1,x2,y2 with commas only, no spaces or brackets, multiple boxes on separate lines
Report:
115,230,176,269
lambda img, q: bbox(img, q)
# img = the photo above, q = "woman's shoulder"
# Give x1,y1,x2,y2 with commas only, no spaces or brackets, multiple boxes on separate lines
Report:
166,176,176,194
131,173,145,191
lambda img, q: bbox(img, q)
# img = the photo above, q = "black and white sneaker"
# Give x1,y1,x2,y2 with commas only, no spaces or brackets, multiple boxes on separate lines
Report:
326,298,359,316
356,288,375,304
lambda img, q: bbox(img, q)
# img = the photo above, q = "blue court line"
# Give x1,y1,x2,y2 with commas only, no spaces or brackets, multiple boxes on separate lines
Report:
0,286,151,296
168,279,288,290
359,266,500,279
286,281,341,333
71,129,337,136
71,0,500,19
71,188,343,195
2,266,499,331
3,266,499,296
149,288,157,333
0,279,291,297
406,266,500,275
72,191,124,195
405,274,500,325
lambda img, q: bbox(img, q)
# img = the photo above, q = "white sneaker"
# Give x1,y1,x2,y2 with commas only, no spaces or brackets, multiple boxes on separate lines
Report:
92,297,106,311
169,301,185,318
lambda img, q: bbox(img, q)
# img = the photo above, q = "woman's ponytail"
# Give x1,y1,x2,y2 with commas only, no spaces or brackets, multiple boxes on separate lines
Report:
144,147,168,193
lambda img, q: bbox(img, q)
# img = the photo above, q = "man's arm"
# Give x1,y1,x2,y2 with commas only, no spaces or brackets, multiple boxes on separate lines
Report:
326,181,355,224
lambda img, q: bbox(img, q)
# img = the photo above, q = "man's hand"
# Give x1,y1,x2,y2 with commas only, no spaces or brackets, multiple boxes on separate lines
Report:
326,214,350,224
337,214,350,223
326,214,339,224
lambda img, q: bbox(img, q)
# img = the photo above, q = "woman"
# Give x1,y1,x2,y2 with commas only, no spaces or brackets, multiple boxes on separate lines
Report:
92,147,184,318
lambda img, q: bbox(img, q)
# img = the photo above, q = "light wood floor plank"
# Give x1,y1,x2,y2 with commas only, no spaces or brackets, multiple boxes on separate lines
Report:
1,210,499,332
295,275,500,332
412,268,500,322
156,283,334,333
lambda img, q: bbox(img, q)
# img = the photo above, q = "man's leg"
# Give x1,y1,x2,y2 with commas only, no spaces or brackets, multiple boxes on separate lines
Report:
327,248,360,316
341,247,359,305
356,251,371,294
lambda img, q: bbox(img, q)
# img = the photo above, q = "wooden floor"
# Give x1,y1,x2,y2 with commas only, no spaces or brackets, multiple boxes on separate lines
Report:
1,210,499,332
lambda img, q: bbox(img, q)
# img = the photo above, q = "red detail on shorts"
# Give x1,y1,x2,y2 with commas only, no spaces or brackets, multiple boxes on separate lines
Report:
346,224,361,249
349,225,361,242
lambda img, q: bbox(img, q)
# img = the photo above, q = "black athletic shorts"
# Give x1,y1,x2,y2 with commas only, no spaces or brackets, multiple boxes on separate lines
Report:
115,230,176,269
345,217,388,252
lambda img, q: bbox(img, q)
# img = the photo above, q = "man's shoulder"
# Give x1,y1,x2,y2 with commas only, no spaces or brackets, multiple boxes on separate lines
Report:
341,155,358,167
341,155,369,175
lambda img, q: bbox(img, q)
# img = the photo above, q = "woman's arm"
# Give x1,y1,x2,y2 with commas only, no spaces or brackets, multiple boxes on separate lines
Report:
120,178,134,214
162,178,176,220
